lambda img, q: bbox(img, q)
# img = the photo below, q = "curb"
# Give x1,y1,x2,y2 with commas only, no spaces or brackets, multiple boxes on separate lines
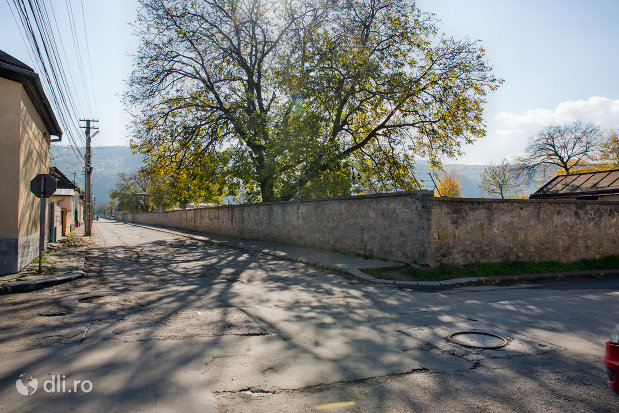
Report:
0,257,86,295
119,221,619,289
358,268,619,288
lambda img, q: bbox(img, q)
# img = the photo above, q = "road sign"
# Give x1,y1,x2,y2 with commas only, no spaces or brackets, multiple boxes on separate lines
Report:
30,174,57,198
30,174,56,273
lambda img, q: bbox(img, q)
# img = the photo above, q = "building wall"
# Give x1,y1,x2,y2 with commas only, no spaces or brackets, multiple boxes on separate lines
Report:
18,85,50,238
0,78,22,273
50,193,78,233
74,193,84,228
16,85,50,270
0,78,20,239
120,192,618,267
0,78,51,274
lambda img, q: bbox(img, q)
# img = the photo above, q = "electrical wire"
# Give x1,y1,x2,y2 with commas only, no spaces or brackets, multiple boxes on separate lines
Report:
6,0,100,170
8,0,85,159
79,0,98,115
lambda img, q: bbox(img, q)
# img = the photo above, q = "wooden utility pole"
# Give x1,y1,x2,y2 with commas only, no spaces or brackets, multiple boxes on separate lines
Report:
80,119,98,236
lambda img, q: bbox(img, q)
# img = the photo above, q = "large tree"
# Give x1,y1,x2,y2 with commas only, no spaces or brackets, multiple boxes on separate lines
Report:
517,121,603,178
126,0,501,202
109,172,150,213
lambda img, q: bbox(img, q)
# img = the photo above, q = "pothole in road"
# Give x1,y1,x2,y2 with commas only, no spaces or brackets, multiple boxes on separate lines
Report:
78,295,108,303
78,295,105,303
448,331,508,350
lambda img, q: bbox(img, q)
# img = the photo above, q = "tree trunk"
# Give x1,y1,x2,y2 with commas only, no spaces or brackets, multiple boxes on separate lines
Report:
259,178,276,203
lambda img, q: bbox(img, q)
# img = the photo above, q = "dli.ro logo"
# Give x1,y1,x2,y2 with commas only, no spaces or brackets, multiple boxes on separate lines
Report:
16,374,93,396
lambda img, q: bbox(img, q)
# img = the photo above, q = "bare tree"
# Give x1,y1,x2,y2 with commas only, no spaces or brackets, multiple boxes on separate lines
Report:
517,121,603,178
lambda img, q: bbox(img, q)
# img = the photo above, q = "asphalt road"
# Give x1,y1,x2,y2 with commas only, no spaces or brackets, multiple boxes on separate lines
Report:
1,219,618,412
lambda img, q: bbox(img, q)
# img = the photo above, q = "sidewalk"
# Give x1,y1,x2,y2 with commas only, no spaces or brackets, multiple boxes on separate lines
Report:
119,221,619,288
0,229,87,294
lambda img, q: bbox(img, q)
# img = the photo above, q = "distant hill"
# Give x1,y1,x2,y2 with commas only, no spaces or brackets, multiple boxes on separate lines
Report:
51,145,143,205
50,145,540,204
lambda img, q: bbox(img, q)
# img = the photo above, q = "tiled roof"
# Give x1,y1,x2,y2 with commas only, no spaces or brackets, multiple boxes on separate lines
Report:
0,50,34,72
530,169,619,199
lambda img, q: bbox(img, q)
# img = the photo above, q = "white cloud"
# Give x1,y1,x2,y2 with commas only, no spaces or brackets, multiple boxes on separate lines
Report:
496,96,619,128
458,97,619,165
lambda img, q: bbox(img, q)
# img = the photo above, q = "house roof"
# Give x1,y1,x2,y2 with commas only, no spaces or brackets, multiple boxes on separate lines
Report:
0,50,62,138
530,169,619,199
0,50,34,71
50,167,82,193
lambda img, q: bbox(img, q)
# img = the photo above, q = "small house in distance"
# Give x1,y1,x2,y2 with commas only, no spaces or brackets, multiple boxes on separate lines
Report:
49,167,84,236
530,169,619,200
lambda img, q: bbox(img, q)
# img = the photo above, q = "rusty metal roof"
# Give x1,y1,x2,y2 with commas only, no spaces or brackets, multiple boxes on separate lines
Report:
530,169,619,199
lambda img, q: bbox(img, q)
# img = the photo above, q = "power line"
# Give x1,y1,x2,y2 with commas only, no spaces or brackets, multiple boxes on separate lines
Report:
29,0,85,148
6,0,100,169
64,0,93,116
79,0,98,115
8,0,85,159
46,0,86,114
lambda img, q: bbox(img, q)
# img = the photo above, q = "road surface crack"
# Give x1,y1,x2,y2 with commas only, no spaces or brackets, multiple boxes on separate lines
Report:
214,367,430,396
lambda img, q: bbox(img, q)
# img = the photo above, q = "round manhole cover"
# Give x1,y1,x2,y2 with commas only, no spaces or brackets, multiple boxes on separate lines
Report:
448,331,507,349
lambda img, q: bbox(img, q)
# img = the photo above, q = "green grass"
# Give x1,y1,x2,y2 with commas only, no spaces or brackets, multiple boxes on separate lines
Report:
361,255,619,282
24,255,56,276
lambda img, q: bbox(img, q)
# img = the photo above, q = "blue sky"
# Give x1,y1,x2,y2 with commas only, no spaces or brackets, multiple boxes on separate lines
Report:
2,0,618,165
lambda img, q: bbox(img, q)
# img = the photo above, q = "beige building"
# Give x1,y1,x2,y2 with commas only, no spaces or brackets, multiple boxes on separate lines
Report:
0,50,62,274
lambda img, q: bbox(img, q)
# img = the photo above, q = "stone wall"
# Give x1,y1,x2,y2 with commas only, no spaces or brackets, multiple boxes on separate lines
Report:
121,191,434,265
119,191,619,267
428,198,618,266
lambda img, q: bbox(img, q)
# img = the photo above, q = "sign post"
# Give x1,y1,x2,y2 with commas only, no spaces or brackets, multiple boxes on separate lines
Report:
30,174,56,273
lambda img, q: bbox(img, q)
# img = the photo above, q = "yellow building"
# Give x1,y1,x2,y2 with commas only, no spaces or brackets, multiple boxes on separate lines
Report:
0,50,62,274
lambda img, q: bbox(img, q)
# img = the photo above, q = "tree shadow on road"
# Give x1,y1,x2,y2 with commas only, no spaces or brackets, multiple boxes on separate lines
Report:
0,220,618,412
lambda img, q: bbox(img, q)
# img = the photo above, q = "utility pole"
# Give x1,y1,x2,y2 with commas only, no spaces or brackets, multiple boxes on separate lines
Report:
80,119,99,236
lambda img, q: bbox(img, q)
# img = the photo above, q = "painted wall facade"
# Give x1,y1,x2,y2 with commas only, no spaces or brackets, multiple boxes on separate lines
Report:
50,190,83,235
0,77,51,274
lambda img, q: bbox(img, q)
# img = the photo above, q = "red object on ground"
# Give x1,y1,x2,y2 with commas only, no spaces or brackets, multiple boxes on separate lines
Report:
605,341,619,395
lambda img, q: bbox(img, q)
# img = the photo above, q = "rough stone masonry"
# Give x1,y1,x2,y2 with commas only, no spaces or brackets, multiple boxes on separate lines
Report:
120,191,618,267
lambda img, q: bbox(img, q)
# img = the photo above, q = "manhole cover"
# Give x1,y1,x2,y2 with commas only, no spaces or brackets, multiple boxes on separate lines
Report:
448,331,507,349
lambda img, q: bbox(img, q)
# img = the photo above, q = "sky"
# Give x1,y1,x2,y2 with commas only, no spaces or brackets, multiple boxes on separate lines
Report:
1,0,618,166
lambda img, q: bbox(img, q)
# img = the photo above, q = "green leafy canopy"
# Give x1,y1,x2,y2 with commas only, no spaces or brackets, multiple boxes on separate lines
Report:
126,0,502,203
